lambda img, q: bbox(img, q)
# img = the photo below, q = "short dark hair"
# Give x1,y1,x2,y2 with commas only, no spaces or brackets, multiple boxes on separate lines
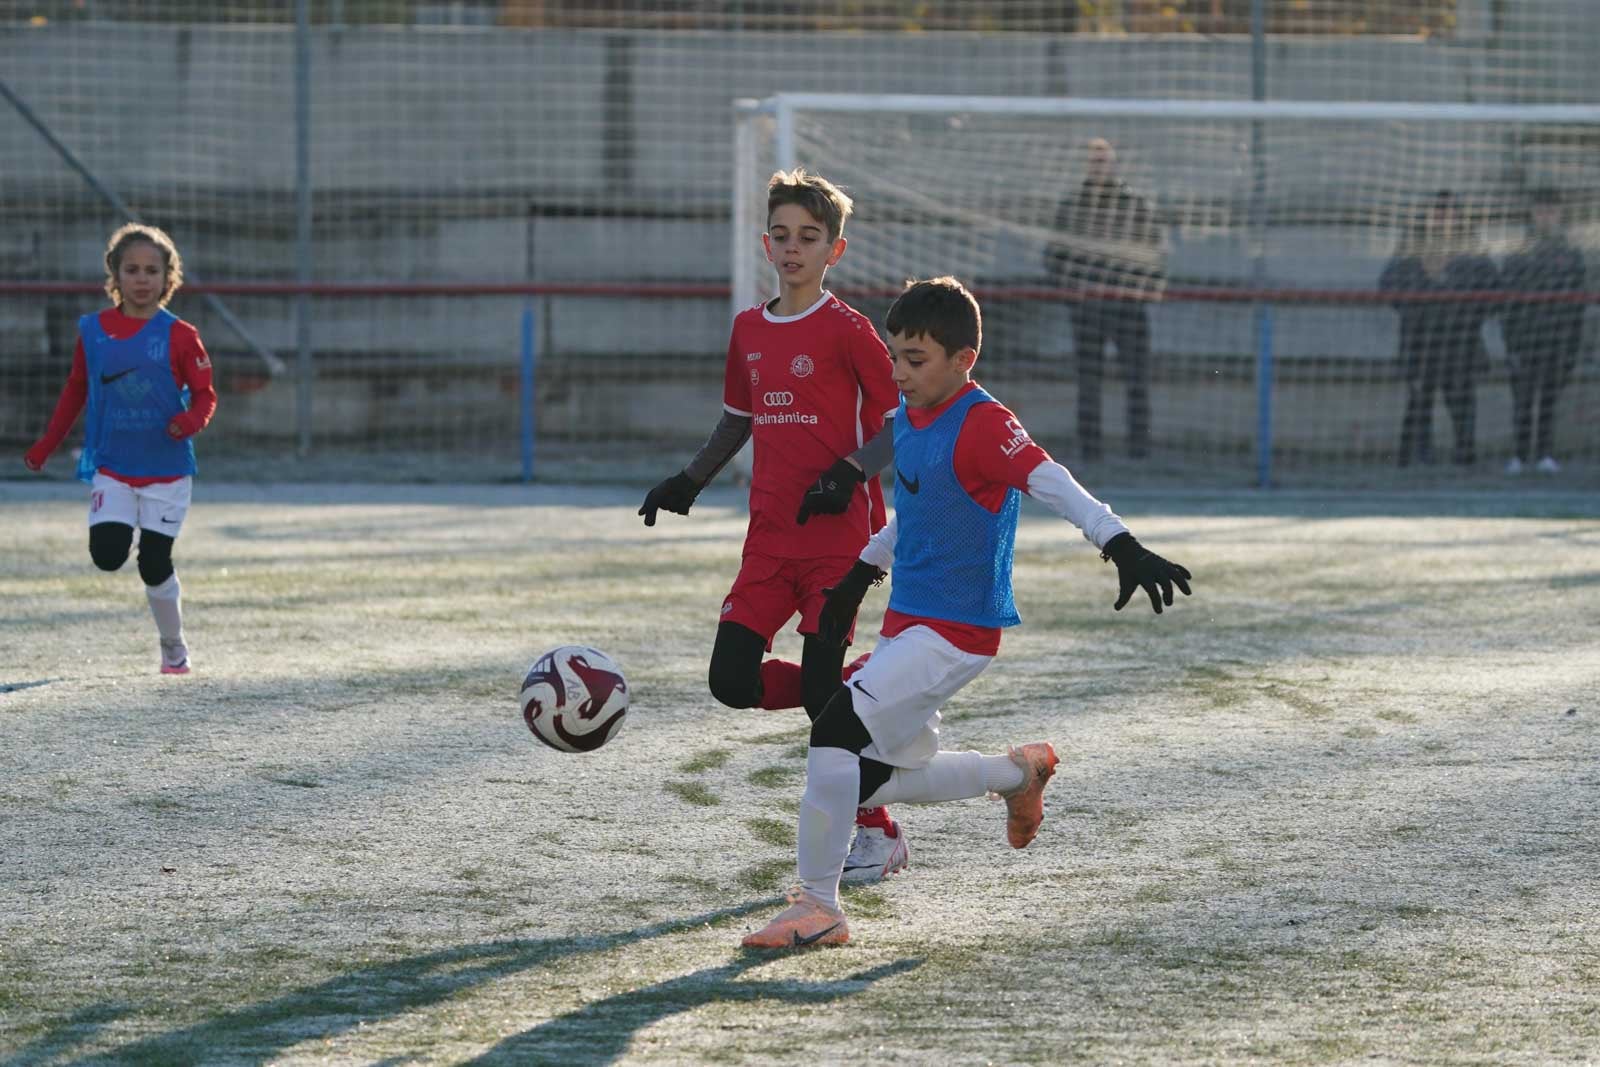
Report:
766,168,853,242
885,276,982,357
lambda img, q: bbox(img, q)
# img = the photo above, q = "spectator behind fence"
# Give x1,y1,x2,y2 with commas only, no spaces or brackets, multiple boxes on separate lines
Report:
1500,188,1586,476
1379,190,1501,468
1045,138,1164,462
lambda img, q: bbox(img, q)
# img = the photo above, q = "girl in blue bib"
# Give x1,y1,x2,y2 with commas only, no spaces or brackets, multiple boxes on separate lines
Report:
23,224,219,675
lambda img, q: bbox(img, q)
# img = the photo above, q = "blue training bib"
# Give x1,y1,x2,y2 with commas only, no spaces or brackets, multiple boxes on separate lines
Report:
888,387,1021,628
76,309,196,483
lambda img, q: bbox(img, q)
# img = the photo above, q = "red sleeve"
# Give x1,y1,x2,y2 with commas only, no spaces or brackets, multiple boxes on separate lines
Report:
721,320,752,415
850,319,899,421
953,402,1053,512
166,321,217,438
26,340,90,463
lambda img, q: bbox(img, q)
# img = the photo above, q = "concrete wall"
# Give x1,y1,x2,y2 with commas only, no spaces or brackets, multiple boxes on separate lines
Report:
4,9,1599,458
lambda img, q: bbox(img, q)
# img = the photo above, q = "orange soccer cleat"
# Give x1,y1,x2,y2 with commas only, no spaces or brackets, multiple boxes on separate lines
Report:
741,893,850,950
1001,742,1059,849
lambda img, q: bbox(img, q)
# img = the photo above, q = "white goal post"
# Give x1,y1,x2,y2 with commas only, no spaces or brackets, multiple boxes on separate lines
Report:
732,93,1600,483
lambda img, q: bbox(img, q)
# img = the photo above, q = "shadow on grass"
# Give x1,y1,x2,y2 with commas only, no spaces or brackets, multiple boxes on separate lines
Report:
0,678,61,695
15,901,823,1067
465,955,923,1065
2,1002,138,1067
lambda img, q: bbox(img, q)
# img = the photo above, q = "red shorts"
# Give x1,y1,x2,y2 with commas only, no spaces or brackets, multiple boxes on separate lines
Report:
720,551,859,644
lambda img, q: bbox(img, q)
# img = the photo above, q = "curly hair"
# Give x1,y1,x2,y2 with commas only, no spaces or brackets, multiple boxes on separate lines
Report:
103,223,184,308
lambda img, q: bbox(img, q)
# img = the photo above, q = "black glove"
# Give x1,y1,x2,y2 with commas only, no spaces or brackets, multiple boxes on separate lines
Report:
796,458,865,525
1102,532,1192,614
638,472,701,527
816,561,886,647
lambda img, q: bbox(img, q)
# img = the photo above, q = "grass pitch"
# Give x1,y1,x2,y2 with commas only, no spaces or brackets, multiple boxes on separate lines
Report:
2,479,1597,1065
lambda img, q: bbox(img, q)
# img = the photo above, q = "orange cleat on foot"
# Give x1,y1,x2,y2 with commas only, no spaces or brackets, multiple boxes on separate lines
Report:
741,894,850,950
1001,742,1059,849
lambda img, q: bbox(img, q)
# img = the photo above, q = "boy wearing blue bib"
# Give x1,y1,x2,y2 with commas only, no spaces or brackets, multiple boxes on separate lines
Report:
743,277,1193,949
24,224,218,675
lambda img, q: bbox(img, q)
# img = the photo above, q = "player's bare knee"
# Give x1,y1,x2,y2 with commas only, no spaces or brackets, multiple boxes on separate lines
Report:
88,523,134,572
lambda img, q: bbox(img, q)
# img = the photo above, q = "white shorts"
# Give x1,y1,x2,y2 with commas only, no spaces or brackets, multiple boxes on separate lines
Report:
845,624,993,769
88,474,193,538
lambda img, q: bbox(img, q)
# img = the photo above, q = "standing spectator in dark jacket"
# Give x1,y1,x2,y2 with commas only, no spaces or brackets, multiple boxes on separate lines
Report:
1379,191,1501,467
1500,188,1586,475
1045,138,1165,461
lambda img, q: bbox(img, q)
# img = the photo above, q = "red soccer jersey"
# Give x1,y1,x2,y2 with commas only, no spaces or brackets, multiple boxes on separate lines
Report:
29,307,217,485
722,291,899,559
881,381,1053,655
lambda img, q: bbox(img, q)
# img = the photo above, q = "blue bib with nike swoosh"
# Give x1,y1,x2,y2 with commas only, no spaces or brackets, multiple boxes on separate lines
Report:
77,309,196,483
888,387,1021,627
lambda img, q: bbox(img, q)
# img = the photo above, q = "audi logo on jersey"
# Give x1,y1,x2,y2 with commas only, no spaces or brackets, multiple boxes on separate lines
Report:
763,391,795,406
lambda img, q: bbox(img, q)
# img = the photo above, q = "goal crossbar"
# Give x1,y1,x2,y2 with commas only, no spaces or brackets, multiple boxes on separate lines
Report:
737,94,1600,125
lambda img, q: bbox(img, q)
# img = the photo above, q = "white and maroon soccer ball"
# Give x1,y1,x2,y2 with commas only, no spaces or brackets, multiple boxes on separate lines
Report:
519,645,629,753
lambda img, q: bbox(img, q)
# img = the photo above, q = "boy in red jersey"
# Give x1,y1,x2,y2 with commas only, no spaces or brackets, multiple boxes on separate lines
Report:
640,169,910,882
742,277,1191,949
23,223,217,675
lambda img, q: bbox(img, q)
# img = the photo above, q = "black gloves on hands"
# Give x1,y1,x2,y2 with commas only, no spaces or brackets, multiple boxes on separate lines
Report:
638,472,702,527
816,561,886,646
1102,532,1193,614
796,458,865,525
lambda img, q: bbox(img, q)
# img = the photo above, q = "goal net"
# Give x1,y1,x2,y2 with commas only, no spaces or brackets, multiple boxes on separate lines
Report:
735,94,1600,484
5,4,1600,485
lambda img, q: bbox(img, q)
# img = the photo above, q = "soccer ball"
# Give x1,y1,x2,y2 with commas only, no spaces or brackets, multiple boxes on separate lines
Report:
519,645,629,753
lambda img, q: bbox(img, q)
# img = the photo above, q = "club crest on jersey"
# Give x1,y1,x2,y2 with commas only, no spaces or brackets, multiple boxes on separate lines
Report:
790,354,814,378
750,369,760,386
117,376,155,402
1000,417,1032,458
146,339,168,364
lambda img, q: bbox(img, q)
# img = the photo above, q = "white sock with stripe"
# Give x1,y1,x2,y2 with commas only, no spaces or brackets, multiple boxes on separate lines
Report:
796,746,859,912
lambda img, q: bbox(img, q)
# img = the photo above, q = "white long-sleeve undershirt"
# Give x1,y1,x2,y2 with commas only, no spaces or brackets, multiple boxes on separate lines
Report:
1025,459,1129,549
857,459,1128,570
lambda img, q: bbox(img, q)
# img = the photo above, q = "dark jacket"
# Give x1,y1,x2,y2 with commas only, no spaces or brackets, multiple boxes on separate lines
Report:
1046,178,1163,297
1379,252,1501,383
1501,234,1586,375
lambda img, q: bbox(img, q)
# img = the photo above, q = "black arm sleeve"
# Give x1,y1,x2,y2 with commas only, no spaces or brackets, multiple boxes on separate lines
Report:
846,417,896,479
682,410,753,486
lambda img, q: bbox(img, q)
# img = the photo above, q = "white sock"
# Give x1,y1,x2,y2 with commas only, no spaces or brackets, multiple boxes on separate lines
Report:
796,746,859,912
982,751,1027,795
146,574,185,646
862,751,1022,807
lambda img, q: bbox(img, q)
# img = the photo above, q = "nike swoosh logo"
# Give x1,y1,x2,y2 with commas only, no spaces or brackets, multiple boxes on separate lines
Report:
100,367,137,385
792,922,842,946
897,470,920,494
850,678,876,702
